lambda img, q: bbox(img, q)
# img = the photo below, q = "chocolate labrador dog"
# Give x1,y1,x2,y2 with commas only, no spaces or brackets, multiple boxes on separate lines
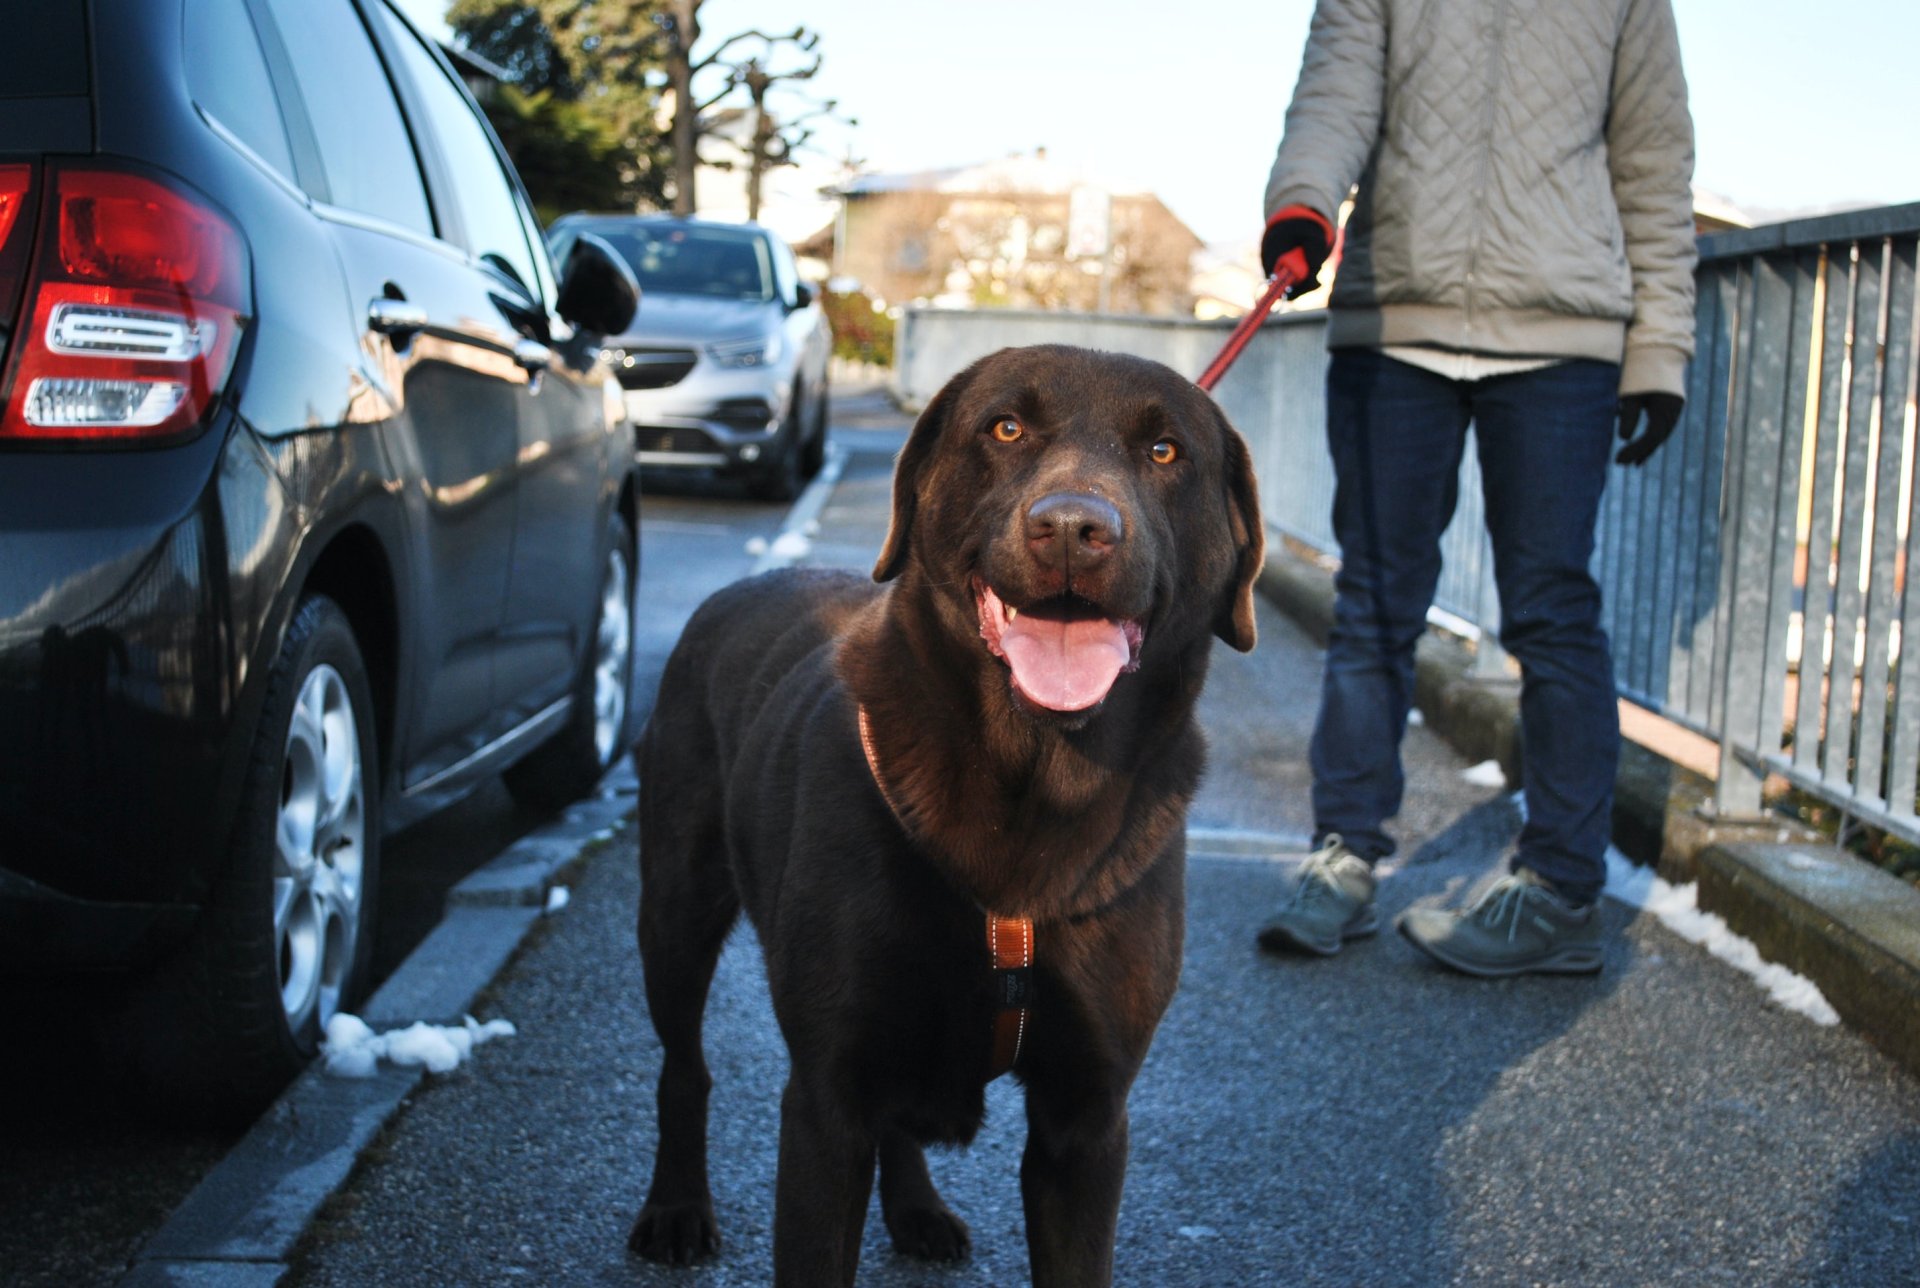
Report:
627,344,1262,1285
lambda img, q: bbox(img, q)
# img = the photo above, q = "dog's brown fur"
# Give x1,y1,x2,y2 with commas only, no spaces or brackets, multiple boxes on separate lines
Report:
627,344,1262,1285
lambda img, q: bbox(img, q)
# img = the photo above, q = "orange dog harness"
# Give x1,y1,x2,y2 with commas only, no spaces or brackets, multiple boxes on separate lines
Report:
858,707,1034,1080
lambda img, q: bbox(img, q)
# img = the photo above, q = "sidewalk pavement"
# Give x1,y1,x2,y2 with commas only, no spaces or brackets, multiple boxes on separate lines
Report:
1256,541,1920,1082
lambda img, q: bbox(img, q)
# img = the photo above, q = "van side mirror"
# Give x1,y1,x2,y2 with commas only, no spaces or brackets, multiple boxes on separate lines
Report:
793,281,814,310
555,233,640,337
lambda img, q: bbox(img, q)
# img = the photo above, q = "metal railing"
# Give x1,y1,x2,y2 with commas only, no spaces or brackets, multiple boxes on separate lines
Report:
895,199,1920,844
1652,206,1920,836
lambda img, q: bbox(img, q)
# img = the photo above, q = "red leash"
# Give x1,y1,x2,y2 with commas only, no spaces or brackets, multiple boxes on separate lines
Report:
1195,263,1299,392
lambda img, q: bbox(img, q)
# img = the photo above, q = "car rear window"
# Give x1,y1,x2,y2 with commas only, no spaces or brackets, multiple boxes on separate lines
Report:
186,0,297,179
257,0,433,236
592,225,774,302
0,8,88,99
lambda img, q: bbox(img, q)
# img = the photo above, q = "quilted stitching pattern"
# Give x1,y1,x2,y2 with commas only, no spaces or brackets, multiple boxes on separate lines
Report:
1266,0,1696,390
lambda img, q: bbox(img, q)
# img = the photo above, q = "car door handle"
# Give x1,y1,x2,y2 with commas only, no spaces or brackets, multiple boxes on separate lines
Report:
367,298,428,335
513,339,553,373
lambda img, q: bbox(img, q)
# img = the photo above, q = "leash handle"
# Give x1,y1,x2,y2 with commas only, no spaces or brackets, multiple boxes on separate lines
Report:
1195,262,1300,392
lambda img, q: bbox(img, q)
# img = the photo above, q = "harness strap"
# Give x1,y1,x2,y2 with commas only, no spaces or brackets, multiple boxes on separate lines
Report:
986,913,1035,1078
858,706,1035,1081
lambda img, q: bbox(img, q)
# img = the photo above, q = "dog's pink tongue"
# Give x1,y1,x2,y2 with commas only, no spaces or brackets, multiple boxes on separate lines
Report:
999,614,1131,711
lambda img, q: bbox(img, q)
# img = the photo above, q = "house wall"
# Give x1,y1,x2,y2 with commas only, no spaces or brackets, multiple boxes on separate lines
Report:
836,190,1203,315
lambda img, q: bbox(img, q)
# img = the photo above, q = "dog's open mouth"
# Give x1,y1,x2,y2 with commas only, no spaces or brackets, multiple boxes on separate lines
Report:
976,580,1144,713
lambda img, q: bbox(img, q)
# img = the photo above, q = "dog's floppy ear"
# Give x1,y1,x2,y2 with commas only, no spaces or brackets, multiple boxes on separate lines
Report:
1213,409,1265,652
873,358,982,582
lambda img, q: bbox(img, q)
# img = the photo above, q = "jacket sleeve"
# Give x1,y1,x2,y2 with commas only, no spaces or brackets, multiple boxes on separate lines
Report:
1263,0,1387,226
1608,0,1698,397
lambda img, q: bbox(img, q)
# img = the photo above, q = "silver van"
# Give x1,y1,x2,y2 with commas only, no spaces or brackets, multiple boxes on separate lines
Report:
549,214,832,500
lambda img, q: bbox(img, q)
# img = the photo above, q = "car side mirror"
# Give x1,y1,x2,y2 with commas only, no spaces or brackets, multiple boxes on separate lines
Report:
792,281,814,310
555,233,640,337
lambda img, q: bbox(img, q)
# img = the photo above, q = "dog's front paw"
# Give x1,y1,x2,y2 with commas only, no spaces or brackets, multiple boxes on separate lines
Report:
628,1199,720,1265
885,1201,972,1262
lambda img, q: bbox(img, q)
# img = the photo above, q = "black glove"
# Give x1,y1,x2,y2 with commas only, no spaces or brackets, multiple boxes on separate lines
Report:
1614,392,1684,466
1259,205,1334,298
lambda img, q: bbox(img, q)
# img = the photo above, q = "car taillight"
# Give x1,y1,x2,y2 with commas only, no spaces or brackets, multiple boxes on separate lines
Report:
0,164,32,329
0,164,250,444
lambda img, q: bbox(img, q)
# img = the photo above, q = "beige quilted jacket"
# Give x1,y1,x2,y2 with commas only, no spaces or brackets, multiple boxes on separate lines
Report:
1265,0,1697,396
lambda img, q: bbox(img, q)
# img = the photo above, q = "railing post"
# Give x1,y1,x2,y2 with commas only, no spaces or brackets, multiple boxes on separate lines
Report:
1712,260,1768,817
1712,248,1813,818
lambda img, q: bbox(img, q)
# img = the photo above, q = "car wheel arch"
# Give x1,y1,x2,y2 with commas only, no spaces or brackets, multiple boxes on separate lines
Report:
186,502,406,913
300,523,401,779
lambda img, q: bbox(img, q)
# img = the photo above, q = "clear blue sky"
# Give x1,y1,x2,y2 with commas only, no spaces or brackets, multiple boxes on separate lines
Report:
400,0,1920,245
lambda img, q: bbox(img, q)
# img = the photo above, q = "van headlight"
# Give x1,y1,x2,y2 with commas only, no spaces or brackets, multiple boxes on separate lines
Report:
707,333,783,368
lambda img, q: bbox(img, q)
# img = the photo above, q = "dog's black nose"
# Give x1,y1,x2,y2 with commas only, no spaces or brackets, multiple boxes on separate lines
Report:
1026,492,1124,568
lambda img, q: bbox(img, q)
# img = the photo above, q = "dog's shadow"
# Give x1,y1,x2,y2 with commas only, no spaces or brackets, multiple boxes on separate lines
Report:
624,913,1046,1285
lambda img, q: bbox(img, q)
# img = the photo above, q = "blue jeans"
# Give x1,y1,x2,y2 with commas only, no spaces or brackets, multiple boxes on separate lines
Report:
1310,349,1620,904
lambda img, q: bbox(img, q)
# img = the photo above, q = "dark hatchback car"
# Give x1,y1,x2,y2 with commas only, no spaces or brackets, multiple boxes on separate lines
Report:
0,0,639,1113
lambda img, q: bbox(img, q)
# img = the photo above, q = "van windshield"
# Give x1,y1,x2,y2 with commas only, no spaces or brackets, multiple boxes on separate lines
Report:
591,224,774,302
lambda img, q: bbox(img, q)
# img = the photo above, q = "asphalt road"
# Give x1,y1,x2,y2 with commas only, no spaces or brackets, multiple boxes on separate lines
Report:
0,439,803,1288
278,389,1920,1286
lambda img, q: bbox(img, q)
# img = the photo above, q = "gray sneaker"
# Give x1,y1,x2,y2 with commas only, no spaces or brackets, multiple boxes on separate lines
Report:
1257,835,1380,956
1398,869,1603,977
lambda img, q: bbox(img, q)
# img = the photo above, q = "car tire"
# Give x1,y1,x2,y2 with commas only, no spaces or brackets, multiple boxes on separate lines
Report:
132,594,380,1121
746,382,807,502
502,510,636,811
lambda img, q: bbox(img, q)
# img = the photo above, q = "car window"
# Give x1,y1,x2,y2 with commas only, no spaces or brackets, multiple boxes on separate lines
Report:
514,192,559,310
768,234,798,306
185,0,296,179
593,224,774,302
369,1,541,301
257,0,433,236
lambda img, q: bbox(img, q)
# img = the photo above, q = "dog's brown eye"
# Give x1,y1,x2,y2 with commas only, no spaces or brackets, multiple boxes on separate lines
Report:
990,417,1024,443
1149,439,1181,465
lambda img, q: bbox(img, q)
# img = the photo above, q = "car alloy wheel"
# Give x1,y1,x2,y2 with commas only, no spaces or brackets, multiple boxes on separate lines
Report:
127,594,381,1120
274,661,367,1037
504,510,638,811
591,541,633,764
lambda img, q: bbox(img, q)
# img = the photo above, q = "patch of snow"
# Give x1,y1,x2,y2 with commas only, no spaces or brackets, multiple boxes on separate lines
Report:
1459,759,1507,788
1602,847,1840,1026
768,530,812,560
323,1013,518,1078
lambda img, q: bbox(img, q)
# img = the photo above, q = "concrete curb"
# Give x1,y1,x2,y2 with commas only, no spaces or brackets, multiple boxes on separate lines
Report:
119,771,638,1288
1255,542,1920,1080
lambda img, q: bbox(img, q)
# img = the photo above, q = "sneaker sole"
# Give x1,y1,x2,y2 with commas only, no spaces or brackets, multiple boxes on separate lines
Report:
1397,920,1602,978
1258,907,1381,958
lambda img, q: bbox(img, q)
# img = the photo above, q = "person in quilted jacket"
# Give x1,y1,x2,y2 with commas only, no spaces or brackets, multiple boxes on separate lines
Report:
1254,0,1696,976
